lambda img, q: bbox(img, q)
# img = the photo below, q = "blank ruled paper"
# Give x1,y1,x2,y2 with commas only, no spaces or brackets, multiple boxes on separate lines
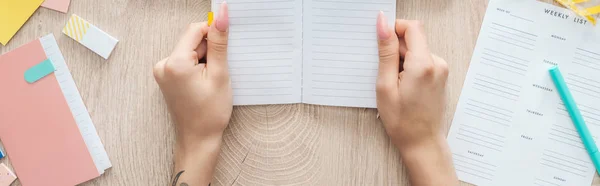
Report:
212,0,303,105
212,0,395,107
301,0,395,108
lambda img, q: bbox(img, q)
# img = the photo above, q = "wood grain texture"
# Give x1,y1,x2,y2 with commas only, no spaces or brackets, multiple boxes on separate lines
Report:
1,0,598,185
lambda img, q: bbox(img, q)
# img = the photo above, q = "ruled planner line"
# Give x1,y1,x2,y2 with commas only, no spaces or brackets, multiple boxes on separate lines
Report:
488,27,537,42
488,37,534,50
453,158,496,172
476,73,522,88
460,123,507,137
491,22,538,37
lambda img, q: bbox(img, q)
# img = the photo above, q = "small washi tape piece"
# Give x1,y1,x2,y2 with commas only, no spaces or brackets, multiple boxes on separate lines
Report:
208,12,214,26
24,59,55,83
62,14,119,59
555,0,598,25
585,5,600,15
0,163,16,186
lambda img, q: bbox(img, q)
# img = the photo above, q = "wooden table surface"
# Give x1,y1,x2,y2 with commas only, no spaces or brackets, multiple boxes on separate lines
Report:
2,0,598,185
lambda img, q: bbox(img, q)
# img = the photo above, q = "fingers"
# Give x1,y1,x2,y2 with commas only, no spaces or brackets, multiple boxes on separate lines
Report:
395,20,437,78
173,22,210,56
398,37,408,56
395,20,430,56
153,57,168,83
165,22,209,72
376,11,400,97
432,54,449,82
195,39,208,60
207,1,230,80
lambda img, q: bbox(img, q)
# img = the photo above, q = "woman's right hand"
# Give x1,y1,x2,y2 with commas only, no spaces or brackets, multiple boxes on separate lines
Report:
375,12,458,185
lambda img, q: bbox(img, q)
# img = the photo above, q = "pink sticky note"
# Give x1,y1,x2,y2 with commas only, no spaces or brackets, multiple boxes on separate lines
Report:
0,39,98,185
0,163,16,186
41,0,71,13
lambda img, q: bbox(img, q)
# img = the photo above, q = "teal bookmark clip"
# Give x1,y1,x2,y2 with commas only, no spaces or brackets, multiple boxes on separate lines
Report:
549,65,600,175
24,59,55,83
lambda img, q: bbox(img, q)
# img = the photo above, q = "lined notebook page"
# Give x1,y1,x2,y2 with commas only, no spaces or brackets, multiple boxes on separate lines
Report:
212,0,303,105
301,0,395,108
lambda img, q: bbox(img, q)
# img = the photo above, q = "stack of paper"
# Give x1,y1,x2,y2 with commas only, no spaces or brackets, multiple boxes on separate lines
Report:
0,34,111,185
448,0,600,185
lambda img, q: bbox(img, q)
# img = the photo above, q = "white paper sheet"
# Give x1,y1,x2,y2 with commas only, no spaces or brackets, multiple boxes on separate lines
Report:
40,34,112,174
447,0,600,185
301,0,395,108
213,0,395,107
212,0,303,105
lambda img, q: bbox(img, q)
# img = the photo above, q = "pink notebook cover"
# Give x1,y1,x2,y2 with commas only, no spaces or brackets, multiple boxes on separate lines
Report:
0,39,98,185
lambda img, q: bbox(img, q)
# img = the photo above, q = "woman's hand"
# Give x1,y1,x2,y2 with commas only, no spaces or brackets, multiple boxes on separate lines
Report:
153,2,230,185
375,12,448,155
375,12,458,185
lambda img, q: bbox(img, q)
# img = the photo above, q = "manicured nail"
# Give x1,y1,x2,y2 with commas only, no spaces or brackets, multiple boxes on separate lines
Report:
377,11,390,40
216,1,229,32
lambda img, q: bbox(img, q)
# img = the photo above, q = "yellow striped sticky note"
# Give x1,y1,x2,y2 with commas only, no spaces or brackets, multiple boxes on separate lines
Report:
63,14,90,42
62,14,119,59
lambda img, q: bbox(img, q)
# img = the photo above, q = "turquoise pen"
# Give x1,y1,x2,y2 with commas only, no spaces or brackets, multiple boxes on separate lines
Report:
549,66,600,175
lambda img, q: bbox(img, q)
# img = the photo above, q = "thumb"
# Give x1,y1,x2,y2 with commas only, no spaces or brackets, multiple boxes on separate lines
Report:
207,1,229,80
376,11,400,95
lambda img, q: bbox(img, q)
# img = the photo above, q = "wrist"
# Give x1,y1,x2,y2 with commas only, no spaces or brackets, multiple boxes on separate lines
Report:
175,134,222,160
172,136,222,186
398,134,449,161
398,135,458,185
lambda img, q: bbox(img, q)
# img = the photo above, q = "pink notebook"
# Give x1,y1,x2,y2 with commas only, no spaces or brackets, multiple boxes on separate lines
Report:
0,34,110,186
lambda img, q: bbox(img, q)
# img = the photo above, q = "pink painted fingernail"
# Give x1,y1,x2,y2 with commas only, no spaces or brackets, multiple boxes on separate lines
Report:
216,1,229,32
377,11,390,40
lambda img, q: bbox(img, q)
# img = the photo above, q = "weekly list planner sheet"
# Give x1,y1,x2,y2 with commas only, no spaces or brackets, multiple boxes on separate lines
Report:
212,0,396,107
447,0,600,185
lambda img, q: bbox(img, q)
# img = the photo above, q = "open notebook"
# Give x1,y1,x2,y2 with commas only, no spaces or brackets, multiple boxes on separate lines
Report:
211,0,396,108
0,34,110,185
